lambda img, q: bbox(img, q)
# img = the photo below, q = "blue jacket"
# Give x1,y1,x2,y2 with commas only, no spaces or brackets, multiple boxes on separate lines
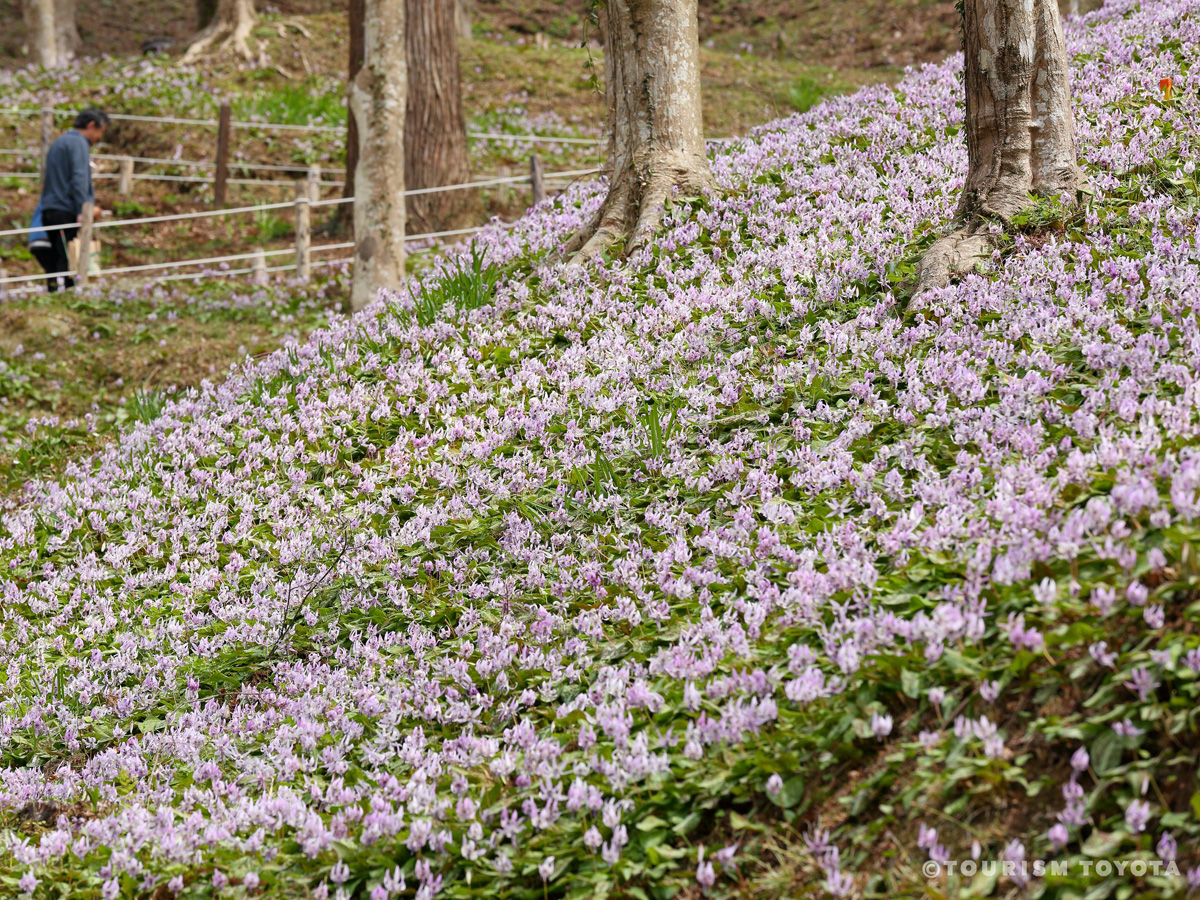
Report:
40,129,94,217
28,200,49,247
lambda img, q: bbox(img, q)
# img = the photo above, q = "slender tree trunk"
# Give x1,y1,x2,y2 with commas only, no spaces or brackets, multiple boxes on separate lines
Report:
405,0,475,235
342,0,366,230
563,0,715,263
23,0,58,68
915,0,1080,296
179,0,258,64
350,0,407,311
54,0,79,60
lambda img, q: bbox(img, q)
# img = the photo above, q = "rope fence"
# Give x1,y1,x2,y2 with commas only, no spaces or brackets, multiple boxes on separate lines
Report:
0,151,545,294
1,102,605,295
0,166,599,239
1,106,603,143
0,222,499,291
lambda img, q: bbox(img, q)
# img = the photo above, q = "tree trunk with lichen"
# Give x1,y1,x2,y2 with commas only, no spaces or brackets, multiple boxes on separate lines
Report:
349,0,407,311
405,0,476,235
179,0,258,64
23,0,58,67
915,0,1080,298
563,0,715,263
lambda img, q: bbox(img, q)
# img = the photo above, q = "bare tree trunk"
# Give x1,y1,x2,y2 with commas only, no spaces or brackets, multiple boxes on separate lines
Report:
405,0,475,235
23,0,58,68
179,0,258,65
350,0,407,311
915,0,1080,297
341,0,366,230
563,0,715,263
455,0,473,41
54,0,79,60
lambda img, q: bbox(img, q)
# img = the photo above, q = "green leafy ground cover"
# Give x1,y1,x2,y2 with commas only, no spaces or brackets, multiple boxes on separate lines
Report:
3,2,1200,900
0,270,348,498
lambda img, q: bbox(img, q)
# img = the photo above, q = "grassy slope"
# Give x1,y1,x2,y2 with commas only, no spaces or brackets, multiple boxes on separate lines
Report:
3,2,1200,899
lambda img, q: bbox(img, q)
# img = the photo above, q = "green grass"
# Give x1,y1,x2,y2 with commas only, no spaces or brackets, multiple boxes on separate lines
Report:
788,75,832,113
230,78,346,127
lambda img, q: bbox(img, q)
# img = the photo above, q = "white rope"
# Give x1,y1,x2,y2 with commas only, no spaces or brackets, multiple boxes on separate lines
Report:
0,168,598,238
91,154,345,175
96,242,353,277
2,169,340,185
1,107,600,143
0,268,77,286
404,167,600,196
0,199,298,237
90,171,345,186
0,226,490,286
468,132,601,145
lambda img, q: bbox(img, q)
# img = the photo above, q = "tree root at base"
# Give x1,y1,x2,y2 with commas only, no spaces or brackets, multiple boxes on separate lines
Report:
179,14,257,65
909,223,995,311
562,163,714,266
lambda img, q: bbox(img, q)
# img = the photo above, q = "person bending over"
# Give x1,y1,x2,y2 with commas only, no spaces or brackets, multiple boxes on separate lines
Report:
37,108,108,291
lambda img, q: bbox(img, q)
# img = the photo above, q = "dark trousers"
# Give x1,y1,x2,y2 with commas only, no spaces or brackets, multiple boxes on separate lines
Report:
39,208,79,292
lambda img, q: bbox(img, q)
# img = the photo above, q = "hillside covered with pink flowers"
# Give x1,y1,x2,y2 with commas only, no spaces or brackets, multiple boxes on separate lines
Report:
6,1,1200,897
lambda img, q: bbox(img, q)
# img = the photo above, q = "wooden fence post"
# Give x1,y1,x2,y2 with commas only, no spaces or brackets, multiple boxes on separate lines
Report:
40,106,55,173
529,154,545,207
214,102,232,207
294,180,311,282
307,164,321,205
252,248,268,285
76,201,94,289
118,156,134,195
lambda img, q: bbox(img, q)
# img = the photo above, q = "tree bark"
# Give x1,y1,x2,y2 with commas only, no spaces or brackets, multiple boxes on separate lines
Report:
350,0,407,312
455,0,473,41
179,0,258,65
405,0,476,235
563,0,715,264
23,0,58,68
341,0,366,230
915,0,1080,296
54,0,79,60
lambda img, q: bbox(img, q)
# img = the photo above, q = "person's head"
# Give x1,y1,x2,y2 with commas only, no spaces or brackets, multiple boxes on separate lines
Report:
73,109,110,145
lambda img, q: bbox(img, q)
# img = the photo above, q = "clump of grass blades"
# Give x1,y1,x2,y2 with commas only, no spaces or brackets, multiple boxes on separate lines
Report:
128,388,166,424
407,244,502,326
